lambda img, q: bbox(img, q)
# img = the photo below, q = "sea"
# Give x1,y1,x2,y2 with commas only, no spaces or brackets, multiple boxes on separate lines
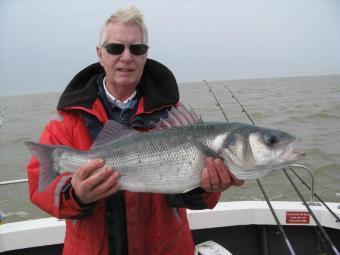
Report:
1,75,340,223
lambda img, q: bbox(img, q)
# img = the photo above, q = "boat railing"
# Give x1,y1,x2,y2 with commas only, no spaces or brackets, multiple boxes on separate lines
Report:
289,164,320,206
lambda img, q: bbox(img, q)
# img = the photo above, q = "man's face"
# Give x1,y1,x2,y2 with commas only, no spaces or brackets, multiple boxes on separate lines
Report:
97,23,147,90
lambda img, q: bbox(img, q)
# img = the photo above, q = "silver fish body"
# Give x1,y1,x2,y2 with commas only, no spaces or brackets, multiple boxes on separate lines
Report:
25,117,303,193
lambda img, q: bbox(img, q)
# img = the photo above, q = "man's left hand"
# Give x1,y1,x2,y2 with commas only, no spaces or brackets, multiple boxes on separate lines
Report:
200,157,244,192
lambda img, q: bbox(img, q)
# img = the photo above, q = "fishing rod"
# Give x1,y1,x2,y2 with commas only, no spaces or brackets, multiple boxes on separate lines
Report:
224,83,340,255
0,178,28,185
203,80,297,255
224,86,255,125
202,80,229,122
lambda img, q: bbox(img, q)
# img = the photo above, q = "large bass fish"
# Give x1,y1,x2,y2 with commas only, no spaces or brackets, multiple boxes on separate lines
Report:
25,106,304,193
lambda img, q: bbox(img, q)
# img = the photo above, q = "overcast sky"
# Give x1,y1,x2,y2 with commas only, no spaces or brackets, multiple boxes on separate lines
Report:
1,0,340,96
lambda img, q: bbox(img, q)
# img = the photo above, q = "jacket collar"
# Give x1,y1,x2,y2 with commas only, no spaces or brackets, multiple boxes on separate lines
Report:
57,59,179,113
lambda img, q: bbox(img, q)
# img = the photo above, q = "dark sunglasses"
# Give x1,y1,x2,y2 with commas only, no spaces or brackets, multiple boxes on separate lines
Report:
104,43,149,56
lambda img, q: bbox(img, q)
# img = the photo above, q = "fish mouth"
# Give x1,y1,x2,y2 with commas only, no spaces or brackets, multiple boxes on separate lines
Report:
279,141,305,163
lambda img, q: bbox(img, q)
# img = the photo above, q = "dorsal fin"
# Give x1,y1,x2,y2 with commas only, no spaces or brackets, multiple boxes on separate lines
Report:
91,120,137,149
154,105,202,130
178,105,201,123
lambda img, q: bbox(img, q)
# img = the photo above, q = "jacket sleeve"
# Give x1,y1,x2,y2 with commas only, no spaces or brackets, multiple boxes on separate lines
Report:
165,188,220,210
26,111,96,219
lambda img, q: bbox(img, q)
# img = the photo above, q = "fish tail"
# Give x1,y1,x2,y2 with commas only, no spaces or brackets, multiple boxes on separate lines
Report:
24,141,61,192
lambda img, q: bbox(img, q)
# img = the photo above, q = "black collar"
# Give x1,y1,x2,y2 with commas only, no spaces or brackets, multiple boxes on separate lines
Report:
57,59,179,112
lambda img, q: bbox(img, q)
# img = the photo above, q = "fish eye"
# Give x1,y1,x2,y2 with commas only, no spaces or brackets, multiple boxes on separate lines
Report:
265,134,279,147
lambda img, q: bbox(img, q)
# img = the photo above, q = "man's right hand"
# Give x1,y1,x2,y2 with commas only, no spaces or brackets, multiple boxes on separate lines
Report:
71,159,121,204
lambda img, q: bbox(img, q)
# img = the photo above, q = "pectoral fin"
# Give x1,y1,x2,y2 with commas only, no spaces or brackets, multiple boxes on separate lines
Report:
187,137,222,159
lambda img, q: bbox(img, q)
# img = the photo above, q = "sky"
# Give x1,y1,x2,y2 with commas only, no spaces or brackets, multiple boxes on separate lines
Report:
1,0,340,96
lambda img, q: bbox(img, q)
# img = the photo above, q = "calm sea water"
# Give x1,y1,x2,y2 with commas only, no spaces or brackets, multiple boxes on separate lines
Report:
1,75,340,223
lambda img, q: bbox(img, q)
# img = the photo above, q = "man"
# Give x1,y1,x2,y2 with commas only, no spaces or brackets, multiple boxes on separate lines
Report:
26,6,243,255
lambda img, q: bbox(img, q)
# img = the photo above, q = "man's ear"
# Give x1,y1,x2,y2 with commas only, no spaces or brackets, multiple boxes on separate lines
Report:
96,46,104,66
143,53,148,64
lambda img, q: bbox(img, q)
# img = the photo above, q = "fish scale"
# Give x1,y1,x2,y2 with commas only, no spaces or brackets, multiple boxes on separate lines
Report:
94,133,207,193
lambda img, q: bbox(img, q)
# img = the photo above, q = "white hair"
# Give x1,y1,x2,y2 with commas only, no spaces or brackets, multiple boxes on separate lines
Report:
98,5,148,46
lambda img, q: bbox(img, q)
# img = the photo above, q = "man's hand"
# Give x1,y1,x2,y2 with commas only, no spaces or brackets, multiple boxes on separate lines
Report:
200,157,244,192
71,159,121,204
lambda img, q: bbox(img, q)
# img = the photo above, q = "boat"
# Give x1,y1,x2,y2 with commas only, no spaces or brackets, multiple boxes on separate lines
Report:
1,199,339,255
1,82,339,254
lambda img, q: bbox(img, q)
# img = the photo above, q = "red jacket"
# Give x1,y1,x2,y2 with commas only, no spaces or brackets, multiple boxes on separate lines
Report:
26,60,220,255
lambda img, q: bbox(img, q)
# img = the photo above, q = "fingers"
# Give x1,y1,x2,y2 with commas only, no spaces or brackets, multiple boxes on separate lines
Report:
205,158,223,188
229,171,245,187
71,159,121,204
82,166,113,189
200,157,244,192
74,159,105,181
200,167,211,190
89,168,120,196
215,159,244,187
201,158,231,192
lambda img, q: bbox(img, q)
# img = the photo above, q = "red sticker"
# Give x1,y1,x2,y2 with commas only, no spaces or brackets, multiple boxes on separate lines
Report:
286,211,310,224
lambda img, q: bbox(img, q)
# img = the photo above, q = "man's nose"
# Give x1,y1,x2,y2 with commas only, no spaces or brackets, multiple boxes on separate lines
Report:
120,47,133,61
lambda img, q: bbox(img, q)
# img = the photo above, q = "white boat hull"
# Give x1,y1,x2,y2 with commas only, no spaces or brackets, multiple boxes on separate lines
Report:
1,201,339,254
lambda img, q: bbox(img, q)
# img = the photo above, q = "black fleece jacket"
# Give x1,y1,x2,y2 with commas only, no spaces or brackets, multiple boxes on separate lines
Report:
57,59,179,112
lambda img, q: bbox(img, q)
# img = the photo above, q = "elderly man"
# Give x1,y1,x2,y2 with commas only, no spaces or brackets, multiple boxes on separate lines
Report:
26,6,243,255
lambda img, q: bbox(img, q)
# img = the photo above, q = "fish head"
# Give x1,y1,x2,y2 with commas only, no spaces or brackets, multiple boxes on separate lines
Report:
219,125,304,179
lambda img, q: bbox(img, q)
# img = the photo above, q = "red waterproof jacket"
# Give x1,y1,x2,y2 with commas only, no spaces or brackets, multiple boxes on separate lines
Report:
26,59,220,255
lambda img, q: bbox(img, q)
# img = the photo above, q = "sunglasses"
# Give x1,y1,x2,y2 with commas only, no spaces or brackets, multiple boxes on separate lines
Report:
103,43,149,56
